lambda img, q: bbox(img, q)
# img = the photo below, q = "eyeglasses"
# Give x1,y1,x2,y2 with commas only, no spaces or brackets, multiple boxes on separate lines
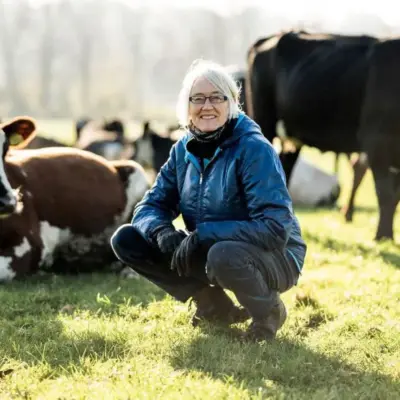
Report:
189,94,228,105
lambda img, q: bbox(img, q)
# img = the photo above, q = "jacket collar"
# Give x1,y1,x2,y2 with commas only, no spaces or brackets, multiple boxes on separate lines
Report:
182,113,263,170
182,113,261,150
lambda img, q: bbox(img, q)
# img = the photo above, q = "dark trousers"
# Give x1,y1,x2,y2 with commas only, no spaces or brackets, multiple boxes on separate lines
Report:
110,224,299,319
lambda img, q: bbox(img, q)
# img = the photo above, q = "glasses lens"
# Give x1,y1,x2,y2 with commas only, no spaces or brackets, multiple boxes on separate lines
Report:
210,95,226,104
190,96,205,104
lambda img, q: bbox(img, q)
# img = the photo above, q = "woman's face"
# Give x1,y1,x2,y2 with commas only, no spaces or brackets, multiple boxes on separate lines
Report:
188,77,229,132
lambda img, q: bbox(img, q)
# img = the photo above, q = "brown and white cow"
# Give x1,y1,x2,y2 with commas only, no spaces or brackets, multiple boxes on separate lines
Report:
0,117,150,281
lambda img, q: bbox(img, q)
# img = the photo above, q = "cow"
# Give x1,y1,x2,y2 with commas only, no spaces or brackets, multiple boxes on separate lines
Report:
24,118,129,160
246,31,400,240
228,65,341,208
24,135,67,150
75,118,133,161
133,121,176,174
0,116,150,282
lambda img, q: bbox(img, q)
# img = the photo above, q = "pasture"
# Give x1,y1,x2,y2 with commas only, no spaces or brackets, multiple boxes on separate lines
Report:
0,119,399,399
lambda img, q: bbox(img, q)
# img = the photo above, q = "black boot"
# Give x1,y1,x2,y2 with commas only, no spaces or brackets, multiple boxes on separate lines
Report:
190,286,250,327
244,296,287,341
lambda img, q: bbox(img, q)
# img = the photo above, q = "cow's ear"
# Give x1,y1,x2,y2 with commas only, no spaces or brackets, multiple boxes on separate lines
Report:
1,117,36,148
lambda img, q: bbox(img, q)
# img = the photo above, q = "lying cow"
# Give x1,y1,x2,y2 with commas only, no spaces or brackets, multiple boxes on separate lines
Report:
288,156,340,207
0,116,150,282
24,135,67,150
25,118,132,161
75,118,133,161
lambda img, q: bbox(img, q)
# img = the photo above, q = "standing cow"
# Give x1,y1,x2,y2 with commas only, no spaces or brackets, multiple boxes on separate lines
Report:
228,65,341,208
0,116,150,281
133,121,176,174
247,31,400,240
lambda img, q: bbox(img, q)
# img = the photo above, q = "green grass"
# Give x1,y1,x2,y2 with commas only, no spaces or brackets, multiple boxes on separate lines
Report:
1,120,399,399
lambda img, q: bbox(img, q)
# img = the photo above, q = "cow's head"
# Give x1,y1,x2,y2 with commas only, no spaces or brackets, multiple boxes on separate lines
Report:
0,117,36,217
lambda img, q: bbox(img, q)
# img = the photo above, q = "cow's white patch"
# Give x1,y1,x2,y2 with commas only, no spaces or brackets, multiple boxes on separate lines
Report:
39,221,71,266
0,256,15,282
0,134,17,206
289,156,340,206
117,166,149,224
14,237,31,258
0,237,30,282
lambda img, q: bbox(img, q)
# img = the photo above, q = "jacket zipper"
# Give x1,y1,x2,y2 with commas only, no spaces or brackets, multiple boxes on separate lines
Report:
196,172,204,224
195,150,222,225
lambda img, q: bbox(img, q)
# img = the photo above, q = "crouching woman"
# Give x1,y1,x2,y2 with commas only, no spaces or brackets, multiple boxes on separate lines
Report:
111,59,307,341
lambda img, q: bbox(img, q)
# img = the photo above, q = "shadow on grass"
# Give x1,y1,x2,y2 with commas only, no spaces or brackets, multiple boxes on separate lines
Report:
0,273,165,375
1,322,132,377
169,328,400,398
0,273,166,319
303,231,400,269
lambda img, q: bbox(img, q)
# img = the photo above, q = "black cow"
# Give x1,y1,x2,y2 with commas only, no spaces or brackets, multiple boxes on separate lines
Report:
247,31,400,240
133,121,176,174
232,65,367,220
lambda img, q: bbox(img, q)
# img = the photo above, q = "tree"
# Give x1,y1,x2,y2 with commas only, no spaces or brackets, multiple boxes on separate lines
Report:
0,0,32,114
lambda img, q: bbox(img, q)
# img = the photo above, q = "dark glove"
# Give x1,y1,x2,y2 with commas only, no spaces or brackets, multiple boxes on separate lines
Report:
156,227,185,255
171,231,200,277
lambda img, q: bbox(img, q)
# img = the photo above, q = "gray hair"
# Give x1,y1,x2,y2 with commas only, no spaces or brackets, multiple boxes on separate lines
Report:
176,59,242,128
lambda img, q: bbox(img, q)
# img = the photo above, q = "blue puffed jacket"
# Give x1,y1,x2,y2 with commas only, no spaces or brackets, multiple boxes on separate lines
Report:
132,113,307,272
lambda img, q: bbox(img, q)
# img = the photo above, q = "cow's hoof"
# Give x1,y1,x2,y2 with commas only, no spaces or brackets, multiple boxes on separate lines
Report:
341,206,353,222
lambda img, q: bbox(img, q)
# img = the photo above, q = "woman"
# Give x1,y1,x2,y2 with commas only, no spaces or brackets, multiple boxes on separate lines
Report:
111,60,307,341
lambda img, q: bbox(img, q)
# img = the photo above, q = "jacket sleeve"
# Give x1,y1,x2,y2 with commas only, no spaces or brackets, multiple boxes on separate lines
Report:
197,138,294,251
131,143,180,241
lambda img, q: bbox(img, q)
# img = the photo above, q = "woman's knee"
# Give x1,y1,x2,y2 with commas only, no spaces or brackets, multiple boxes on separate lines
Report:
206,241,246,280
110,224,149,263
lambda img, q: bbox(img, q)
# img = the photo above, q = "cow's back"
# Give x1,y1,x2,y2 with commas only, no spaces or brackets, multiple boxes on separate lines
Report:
7,147,127,235
276,33,375,151
249,31,377,152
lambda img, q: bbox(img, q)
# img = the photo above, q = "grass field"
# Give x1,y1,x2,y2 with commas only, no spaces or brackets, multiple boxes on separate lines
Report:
0,120,399,399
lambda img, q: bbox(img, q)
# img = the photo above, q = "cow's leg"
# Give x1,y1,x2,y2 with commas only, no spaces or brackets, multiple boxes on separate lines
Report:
334,153,340,175
280,146,302,186
341,153,369,222
371,166,399,241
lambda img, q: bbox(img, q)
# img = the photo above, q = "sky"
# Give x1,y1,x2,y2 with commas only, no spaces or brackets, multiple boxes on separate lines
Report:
25,0,400,26
119,0,400,25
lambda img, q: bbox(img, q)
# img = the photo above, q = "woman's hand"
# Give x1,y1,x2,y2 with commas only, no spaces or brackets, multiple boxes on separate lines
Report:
156,228,185,255
171,231,200,277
